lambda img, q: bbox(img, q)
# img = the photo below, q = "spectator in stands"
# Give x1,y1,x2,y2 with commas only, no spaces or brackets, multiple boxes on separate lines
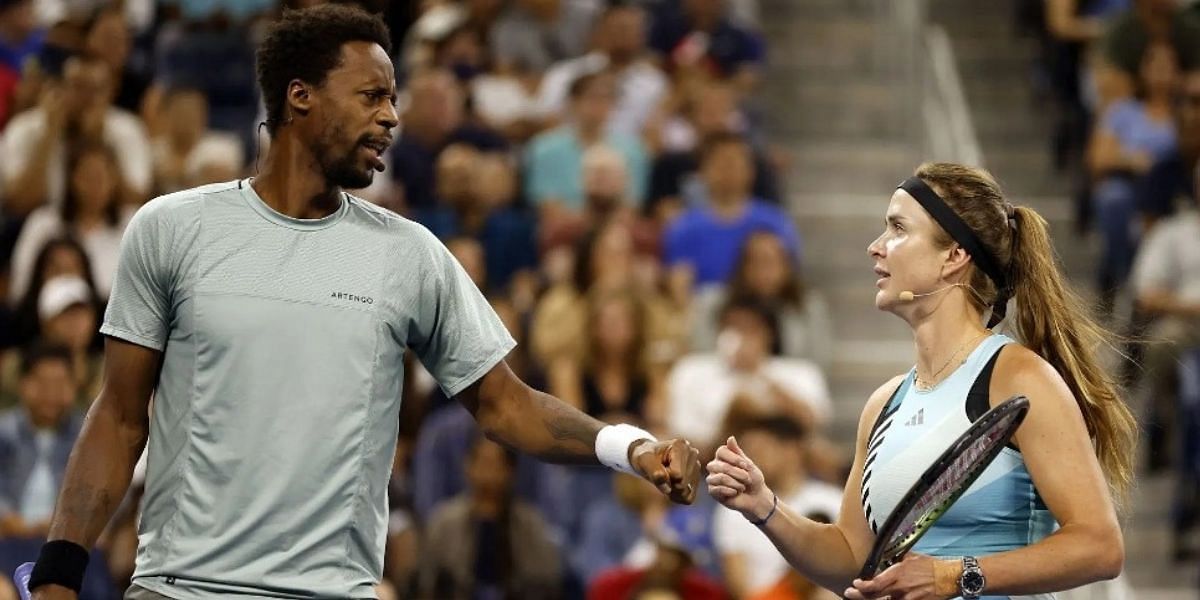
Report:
9,139,132,305
405,4,539,144
470,55,547,143
667,298,830,449
664,132,799,288
418,147,536,292
390,68,506,211
524,71,650,215
447,236,487,290
1127,69,1200,231
540,144,658,252
6,236,98,353
151,86,244,195
533,218,636,382
580,144,646,226
0,340,117,597
585,502,727,600
490,0,599,74
0,343,82,539
1,54,151,216
427,11,487,85
649,0,765,92
712,416,841,600
417,435,562,599
0,0,43,129
1042,0,1129,170
83,6,147,114
1,275,102,407
648,80,780,221
1088,41,1179,303
148,1,261,152
538,3,668,138
1101,0,1200,85
571,472,665,587
656,78,745,154
1130,175,1200,474
548,288,660,425
691,230,833,371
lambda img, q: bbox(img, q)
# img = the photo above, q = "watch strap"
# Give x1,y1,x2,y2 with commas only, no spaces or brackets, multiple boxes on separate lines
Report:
959,556,985,599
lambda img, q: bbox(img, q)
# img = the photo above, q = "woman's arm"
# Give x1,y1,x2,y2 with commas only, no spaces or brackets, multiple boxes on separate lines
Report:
707,374,905,592
972,347,1124,592
848,347,1123,599
1046,0,1103,42
1087,123,1151,178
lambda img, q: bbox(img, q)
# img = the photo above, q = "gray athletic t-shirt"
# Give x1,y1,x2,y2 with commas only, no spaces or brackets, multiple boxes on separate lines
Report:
101,180,515,599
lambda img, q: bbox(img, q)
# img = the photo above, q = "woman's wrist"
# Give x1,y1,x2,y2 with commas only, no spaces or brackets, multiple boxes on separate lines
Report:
933,558,962,598
746,487,777,523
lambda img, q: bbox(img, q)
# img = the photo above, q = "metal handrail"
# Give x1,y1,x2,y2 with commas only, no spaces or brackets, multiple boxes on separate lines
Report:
879,0,983,167
924,24,984,166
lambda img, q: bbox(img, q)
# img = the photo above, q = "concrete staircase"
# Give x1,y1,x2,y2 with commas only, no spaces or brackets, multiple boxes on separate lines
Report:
759,0,917,445
756,0,1192,594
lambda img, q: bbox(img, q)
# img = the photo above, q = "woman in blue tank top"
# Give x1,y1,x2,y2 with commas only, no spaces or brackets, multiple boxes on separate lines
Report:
705,162,1137,600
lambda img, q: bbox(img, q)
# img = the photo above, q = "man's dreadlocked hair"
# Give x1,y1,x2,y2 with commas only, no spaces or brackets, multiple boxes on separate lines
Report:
255,4,392,133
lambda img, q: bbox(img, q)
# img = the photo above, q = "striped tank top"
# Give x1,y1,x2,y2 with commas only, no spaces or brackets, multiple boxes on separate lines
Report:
860,334,1058,600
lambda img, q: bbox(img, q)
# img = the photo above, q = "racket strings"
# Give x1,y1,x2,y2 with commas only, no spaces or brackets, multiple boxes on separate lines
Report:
880,414,1021,558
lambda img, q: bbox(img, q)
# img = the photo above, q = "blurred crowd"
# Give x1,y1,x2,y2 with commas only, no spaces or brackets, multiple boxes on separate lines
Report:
1019,0,1200,566
0,0,848,599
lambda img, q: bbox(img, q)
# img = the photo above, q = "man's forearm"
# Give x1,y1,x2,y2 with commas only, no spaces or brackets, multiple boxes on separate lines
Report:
46,401,148,547
479,385,604,465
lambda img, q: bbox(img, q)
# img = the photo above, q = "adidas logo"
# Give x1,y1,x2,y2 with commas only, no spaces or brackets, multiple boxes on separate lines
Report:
903,408,925,427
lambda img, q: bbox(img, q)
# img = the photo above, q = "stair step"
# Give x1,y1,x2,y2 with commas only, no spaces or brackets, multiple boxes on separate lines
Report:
758,0,881,20
786,142,917,195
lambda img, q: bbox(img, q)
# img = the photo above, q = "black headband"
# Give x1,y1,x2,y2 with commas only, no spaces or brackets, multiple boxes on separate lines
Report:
897,177,1009,295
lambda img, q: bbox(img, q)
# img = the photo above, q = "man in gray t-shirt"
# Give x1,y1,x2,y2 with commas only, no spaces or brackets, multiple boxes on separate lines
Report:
25,6,701,600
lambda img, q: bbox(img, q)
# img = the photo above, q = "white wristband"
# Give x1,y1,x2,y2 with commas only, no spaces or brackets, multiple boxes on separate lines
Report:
595,423,657,476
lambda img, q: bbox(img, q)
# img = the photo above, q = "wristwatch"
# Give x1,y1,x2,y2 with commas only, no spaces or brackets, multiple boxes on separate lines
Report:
959,556,986,599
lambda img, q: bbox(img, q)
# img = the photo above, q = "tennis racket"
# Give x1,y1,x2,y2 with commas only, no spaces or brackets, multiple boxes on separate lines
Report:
854,394,1031,584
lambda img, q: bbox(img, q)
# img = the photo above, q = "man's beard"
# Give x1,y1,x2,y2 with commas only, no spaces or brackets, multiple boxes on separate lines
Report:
317,127,374,190
324,152,374,190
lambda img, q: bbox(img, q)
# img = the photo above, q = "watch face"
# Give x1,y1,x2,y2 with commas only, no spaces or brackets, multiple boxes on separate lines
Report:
963,571,986,592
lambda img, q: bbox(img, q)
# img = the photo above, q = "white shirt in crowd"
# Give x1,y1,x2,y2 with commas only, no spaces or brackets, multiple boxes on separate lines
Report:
666,354,831,447
1131,209,1200,304
1,106,152,209
536,52,668,138
8,204,136,304
712,479,843,596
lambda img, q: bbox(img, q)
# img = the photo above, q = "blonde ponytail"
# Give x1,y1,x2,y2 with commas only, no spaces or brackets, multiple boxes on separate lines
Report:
914,162,1138,504
1008,206,1138,503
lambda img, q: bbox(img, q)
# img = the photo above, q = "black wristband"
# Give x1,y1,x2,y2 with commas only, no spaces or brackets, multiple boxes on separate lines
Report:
29,540,90,593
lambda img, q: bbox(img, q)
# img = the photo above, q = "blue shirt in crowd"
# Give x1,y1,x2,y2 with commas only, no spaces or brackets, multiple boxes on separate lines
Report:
664,199,801,287
523,125,649,211
416,207,538,292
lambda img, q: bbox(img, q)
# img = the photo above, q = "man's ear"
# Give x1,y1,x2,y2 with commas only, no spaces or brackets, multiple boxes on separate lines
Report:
285,79,313,122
